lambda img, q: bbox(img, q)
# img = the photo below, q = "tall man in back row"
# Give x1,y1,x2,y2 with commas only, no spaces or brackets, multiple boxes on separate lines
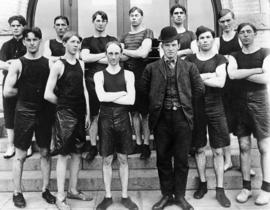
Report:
81,11,117,161
141,26,204,210
43,15,69,62
120,6,153,159
0,15,27,159
4,27,55,208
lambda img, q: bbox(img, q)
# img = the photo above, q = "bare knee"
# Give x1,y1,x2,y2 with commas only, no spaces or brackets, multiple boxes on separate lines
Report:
40,148,50,159
239,140,251,153
117,154,128,166
258,137,270,154
195,147,206,155
212,148,223,157
103,155,113,167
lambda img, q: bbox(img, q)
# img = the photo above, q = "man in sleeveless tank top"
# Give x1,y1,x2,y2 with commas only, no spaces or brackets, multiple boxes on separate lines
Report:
141,26,205,210
0,15,33,159
170,4,196,58
81,11,117,162
217,9,253,177
4,27,56,208
186,26,231,208
120,6,153,160
228,23,270,205
44,31,91,210
94,41,138,210
43,16,69,62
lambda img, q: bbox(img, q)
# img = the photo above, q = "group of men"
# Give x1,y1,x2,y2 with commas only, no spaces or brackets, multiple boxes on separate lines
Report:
0,4,270,210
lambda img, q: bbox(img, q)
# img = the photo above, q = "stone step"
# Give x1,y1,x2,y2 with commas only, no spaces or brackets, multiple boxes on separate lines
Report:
0,168,262,192
0,148,261,171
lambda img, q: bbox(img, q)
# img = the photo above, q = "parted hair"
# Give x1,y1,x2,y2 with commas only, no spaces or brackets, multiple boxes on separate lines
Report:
218,9,235,20
105,41,123,53
22,27,42,39
54,15,69,26
62,31,82,43
92,10,108,22
170,4,187,16
8,15,27,26
237,22,257,33
129,6,143,16
196,26,215,40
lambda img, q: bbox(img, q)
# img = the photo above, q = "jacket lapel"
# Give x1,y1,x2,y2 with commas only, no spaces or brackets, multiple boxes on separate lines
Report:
158,59,167,79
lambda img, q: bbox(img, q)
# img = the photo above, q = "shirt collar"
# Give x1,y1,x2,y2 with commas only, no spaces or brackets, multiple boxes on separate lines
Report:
164,56,177,65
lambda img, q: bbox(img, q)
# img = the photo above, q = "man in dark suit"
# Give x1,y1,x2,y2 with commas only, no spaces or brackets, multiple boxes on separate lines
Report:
140,26,204,210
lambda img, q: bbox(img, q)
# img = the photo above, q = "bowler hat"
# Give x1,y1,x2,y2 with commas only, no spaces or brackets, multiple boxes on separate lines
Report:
159,26,180,43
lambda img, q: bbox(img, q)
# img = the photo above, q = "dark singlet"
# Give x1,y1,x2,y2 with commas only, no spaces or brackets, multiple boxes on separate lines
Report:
186,54,227,96
219,33,241,55
17,56,50,106
101,68,126,107
56,59,86,114
231,48,270,93
49,39,65,57
81,35,117,78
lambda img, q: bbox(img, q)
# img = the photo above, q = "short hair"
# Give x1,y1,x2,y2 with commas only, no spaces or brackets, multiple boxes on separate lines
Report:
218,9,235,20
196,26,215,40
92,10,108,22
8,15,27,26
170,4,187,16
129,6,143,16
22,27,42,39
62,31,82,43
105,41,123,53
237,22,257,33
54,15,69,26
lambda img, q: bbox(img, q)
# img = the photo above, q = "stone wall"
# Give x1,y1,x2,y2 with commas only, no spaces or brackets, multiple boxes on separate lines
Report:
221,0,270,47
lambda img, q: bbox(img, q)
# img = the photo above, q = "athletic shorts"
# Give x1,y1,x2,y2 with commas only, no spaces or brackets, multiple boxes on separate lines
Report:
98,105,133,157
85,76,100,117
192,95,230,149
2,75,17,129
55,108,86,155
234,90,270,140
14,101,53,151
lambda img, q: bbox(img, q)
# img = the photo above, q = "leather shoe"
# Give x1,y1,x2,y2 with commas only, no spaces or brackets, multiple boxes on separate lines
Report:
174,196,194,210
152,195,173,210
42,189,56,204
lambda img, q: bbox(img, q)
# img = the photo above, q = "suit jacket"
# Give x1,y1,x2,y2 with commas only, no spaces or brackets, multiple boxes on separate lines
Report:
140,57,205,130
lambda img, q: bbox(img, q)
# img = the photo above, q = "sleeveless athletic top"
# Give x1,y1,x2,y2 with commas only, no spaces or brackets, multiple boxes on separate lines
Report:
81,35,117,78
101,68,126,107
56,59,86,113
179,30,196,50
17,56,50,106
219,33,241,55
231,48,270,93
49,39,65,57
186,54,227,96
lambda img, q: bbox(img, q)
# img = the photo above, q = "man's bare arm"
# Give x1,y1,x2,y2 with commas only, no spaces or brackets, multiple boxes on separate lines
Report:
122,38,152,59
80,49,106,63
113,70,135,105
203,63,227,88
246,55,270,84
94,71,127,102
44,60,63,104
227,55,262,80
3,59,21,97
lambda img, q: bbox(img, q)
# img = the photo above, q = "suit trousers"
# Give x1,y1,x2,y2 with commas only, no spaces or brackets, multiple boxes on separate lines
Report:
153,108,192,197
